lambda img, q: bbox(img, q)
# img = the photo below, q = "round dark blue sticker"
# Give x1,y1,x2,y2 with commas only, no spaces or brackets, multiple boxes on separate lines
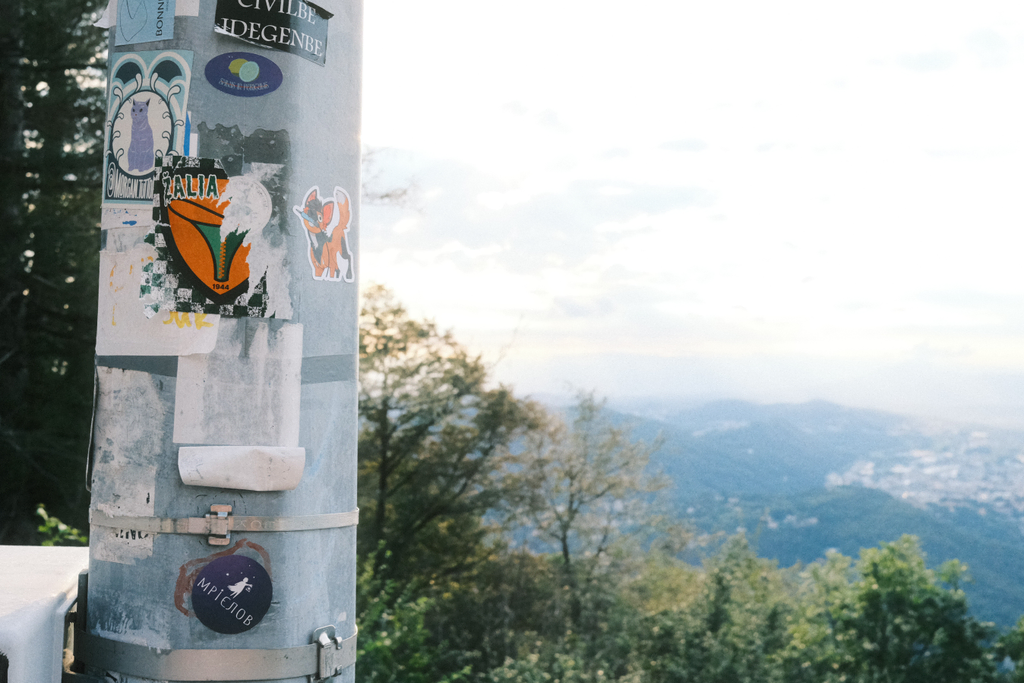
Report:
192,555,272,634
205,52,283,98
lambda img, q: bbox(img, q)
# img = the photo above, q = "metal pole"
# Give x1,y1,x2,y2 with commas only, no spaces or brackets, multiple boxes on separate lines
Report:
80,1,360,680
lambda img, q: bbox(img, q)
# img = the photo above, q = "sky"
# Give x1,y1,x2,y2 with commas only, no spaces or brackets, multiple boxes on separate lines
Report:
360,1,1024,427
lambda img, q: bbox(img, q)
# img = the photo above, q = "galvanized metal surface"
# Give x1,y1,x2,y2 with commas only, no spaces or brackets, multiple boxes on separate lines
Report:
88,1,360,681
76,628,357,681
90,509,359,536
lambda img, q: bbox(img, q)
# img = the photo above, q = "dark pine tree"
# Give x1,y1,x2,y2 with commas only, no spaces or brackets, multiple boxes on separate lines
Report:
0,0,106,542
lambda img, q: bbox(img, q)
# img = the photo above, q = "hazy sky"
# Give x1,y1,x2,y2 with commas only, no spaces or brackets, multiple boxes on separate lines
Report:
360,1,1024,426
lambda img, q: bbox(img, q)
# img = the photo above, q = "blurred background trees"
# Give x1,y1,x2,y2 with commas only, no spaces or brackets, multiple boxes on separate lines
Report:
353,290,1005,683
0,0,105,542
358,283,539,587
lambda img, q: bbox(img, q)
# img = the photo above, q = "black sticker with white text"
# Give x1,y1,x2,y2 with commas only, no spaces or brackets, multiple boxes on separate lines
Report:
191,554,273,634
214,0,332,66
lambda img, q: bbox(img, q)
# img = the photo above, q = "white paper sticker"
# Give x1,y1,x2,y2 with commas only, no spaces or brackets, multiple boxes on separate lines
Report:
176,0,199,16
101,207,154,232
173,319,302,446
94,0,117,28
96,246,221,357
178,446,305,491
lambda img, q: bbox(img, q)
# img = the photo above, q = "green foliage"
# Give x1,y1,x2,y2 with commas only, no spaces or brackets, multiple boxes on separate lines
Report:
785,536,998,683
358,284,538,586
498,392,668,639
780,550,855,682
638,535,794,683
504,392,666,568
35,503,88,546
354,298,1004,683
486,647,627,683
828,536,998,683
356,551,470,683
996,615,1024,682
428,550,566,674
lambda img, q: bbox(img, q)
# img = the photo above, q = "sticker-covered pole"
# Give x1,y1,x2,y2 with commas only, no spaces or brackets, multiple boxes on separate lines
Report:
80,1,360,681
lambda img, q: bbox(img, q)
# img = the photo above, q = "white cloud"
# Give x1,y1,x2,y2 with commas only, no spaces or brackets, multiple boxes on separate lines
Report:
361,0,1024,423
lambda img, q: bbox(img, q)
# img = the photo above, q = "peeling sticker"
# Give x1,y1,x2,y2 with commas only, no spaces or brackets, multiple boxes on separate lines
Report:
115,0,176,46
173,319,302,447
97,247,220,356
101,207,153,231
214,0,332,66
91,523,155,567
90,368,166,565
205,51,284,98
95,0,116,28
143,155,281,318
103,50,193,208
293,186,354,282
241,162,293,320
101,207,154,253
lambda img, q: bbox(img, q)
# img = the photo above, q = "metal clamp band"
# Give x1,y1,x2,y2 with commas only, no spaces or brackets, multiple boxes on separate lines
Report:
314,625,359,682
90,508,359,537
75,626,356,681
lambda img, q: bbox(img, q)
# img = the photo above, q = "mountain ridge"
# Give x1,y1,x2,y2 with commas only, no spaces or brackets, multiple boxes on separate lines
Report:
608,397,1024,627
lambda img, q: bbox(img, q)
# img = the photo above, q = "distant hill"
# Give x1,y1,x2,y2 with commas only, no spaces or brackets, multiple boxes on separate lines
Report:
610,398,1024,628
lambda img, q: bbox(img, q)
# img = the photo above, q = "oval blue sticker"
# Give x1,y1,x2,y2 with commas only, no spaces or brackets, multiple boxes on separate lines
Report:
205,52,283,98
192,554,273,634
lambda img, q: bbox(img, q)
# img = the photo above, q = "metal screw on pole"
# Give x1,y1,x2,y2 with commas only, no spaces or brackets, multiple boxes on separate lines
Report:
76,1,361,680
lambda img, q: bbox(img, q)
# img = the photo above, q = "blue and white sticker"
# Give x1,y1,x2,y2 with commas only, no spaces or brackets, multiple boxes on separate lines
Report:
191,554,272,634
205,52,284,98
116,0,176,46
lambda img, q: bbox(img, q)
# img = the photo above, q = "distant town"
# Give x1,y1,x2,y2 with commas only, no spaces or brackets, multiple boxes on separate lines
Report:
827,425,1024,522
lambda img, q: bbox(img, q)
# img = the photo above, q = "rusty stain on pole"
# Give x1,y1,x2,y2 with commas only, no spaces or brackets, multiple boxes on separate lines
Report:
80,0,360,680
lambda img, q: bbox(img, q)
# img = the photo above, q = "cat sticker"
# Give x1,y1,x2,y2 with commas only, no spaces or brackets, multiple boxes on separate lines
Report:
293,185,355,282
103,50,193,208
127,99,154,172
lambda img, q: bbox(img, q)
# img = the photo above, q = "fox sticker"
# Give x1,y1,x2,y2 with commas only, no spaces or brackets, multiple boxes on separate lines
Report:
293,185,354,282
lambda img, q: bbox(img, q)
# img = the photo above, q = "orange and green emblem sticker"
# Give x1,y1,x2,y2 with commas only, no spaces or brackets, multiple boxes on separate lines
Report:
142,155,274,318
166,175,250,300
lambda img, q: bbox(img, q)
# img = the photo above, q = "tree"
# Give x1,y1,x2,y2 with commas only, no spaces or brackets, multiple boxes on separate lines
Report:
0,0,106,542
505,392,665,570
825,536,997,683
497,391,666,641
997,614,1024,682
780,550,856,683
357,284,538,586
640,535,795,683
